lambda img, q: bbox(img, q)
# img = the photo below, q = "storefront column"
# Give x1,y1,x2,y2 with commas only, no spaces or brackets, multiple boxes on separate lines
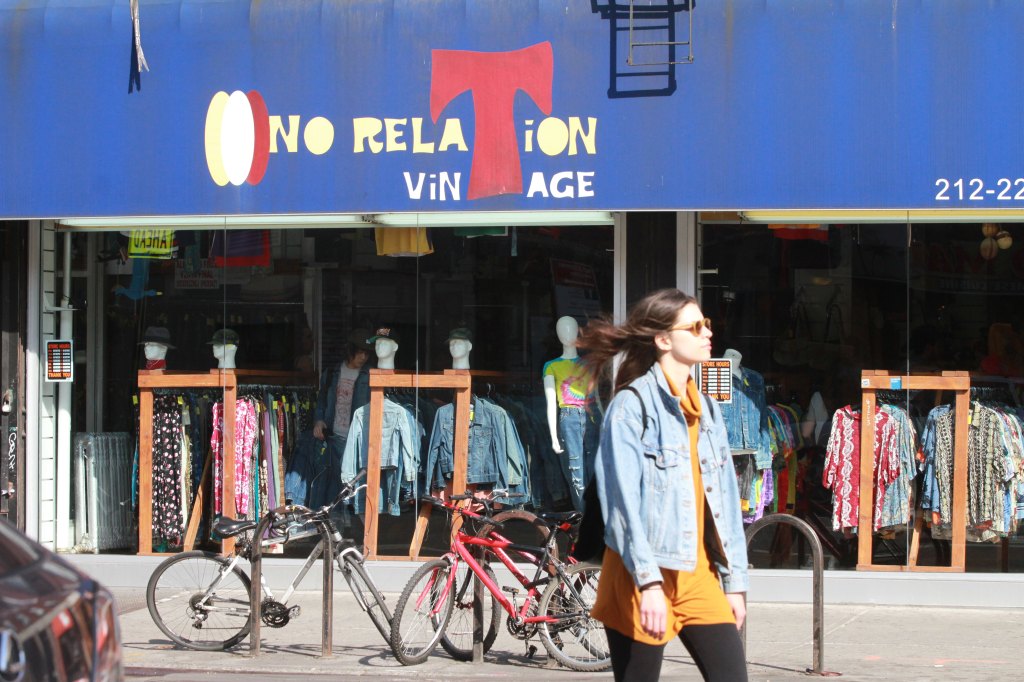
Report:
677,211,698,295
614,212,627,322
25,222,41,543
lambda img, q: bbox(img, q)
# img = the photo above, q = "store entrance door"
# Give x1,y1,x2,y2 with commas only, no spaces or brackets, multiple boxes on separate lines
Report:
0,222,26,528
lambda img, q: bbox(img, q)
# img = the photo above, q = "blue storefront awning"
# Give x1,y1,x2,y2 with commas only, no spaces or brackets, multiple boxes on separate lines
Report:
3,0,1024,218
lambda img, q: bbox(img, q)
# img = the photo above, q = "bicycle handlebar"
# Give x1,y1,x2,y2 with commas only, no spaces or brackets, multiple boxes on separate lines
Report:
419,494,505,528
265,468,370,540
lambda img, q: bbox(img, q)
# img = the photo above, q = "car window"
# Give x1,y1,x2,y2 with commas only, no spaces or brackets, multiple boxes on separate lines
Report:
0,519,42,571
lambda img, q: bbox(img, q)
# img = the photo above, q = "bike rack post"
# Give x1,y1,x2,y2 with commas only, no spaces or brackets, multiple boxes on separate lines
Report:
321,527,334,658
248,513,335,658
743,513,838,676
472,558,484,664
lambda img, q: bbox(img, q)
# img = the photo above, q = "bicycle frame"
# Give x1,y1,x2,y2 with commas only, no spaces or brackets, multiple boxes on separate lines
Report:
432,524,582,628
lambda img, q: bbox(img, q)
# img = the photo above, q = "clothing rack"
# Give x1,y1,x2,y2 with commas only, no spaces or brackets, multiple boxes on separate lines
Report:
857,371,970,572
362,369,472,560
136,369,315,556
968,374,1024,571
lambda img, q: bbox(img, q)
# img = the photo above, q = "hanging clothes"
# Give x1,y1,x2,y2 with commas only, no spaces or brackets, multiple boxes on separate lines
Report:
342,398,421,515
211,398,260,517
374,227,433,256
152,394,184,545
719,367,773,469
822,405,902,532
921,400,1024,541
424,396,529,501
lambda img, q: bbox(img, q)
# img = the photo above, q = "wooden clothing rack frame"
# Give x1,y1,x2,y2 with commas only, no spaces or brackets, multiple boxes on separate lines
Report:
857,370,970,572
363,369,472,560
137,369,314,556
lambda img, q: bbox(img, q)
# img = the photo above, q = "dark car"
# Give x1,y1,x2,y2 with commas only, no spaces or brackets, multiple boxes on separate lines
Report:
0,518,123,681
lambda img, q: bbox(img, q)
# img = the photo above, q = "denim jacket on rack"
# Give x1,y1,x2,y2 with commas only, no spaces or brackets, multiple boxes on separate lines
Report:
719,367,773,469
341,399,419,516
424,398,530,498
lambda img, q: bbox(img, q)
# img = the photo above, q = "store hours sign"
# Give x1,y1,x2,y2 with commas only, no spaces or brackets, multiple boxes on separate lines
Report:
46,340,74,383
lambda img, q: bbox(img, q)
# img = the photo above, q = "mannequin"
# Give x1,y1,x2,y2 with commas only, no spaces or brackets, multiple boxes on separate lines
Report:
724,347,743,380
718,345,772,469
139,326,174,370
545,316,581,452
208,328,240,369
212,344,238,369
447,327,473,370
542,316,596,512
144,343,169,370
367,326,399,370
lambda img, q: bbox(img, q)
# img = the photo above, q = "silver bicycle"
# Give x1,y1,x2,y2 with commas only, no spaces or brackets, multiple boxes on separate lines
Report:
146,470,390,650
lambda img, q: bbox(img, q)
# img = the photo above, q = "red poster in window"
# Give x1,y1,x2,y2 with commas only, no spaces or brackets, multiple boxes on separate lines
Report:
209,230,271,267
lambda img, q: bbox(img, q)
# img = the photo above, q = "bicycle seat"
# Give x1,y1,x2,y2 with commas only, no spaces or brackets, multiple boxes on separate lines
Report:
539,511,583,525
213,517,258,537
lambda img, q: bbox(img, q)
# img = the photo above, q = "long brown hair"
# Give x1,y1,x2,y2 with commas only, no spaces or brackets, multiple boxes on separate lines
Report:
579,288,698,396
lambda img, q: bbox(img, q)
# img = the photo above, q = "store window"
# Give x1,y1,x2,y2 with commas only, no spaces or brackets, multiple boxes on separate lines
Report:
700,218,1024,572
64,220,614,556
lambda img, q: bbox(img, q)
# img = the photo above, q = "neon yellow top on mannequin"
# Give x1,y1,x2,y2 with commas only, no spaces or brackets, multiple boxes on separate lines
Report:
542,357,591,408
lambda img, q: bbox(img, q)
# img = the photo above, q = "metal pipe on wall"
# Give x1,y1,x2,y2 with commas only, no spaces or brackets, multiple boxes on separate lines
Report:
55,232,73,550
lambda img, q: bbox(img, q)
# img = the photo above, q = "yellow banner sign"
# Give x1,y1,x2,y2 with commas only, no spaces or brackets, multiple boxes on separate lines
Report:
128,229,175,259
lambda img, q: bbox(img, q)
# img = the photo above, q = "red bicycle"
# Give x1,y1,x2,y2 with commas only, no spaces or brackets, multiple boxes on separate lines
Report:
389,492,609,671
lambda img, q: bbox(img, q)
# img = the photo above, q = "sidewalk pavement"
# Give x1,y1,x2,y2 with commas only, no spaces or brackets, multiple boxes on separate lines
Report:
113,588,1024,681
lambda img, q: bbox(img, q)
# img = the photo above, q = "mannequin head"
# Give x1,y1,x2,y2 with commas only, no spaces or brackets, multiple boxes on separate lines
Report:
555,316,580,359
723,347,743,378
140,326,174,369
367,326,399,370
208,328,240,369
447,327,473,370
143,342,168,362
212,343,238,369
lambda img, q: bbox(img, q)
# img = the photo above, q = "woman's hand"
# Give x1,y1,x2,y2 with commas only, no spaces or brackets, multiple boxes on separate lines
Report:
312,420,328,440
639,584,667,640
726,592,746,630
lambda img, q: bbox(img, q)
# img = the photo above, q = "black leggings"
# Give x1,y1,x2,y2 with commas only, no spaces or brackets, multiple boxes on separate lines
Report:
605,624,748,682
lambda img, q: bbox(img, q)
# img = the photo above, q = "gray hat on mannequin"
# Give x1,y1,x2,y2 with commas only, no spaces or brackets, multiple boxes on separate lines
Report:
207,328,240,346
446,327,473,343
140,326,175,348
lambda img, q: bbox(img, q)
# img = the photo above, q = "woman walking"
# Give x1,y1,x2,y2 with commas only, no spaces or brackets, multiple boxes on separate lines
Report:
581,288,749,682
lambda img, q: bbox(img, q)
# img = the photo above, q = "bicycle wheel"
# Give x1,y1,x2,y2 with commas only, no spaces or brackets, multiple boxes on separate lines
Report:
146,550,252,651
439,560,501,661
537,562,610,672
482,509,558,562
339,552,392,643
389,558,455,665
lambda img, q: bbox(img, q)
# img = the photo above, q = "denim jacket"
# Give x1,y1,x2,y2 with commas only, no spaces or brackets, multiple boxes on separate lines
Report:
342,399,419,515
425,399,529,498
595,364,749,593
719,367,773,469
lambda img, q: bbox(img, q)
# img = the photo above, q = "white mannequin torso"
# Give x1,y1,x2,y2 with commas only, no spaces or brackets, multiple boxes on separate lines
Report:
544,316,582,453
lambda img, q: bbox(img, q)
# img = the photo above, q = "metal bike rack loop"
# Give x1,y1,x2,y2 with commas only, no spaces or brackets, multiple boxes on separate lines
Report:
743,513,839,676
248,510,334,658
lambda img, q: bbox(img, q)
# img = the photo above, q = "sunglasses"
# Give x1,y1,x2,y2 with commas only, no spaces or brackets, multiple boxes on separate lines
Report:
668,318,712,335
